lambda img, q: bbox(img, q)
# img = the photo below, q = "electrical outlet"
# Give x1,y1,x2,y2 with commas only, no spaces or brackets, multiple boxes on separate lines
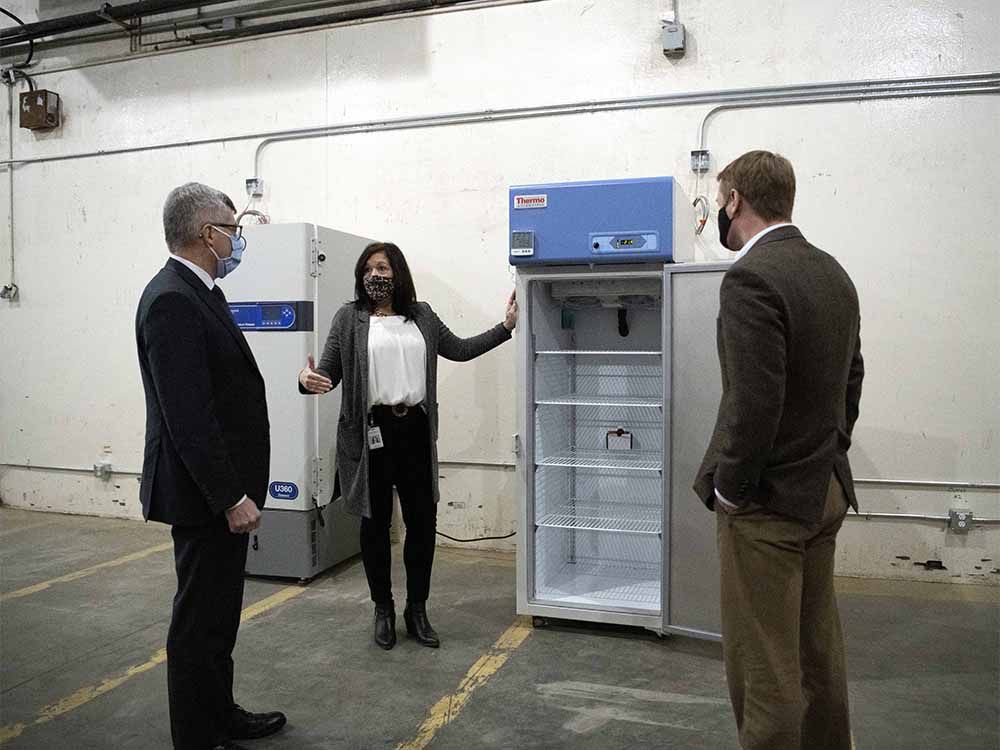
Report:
948,508,974,534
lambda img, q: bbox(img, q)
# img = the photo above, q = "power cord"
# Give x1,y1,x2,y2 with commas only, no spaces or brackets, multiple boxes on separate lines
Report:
317,494,514,543
0,6,34,70
693,195,710,235
436,530,516,543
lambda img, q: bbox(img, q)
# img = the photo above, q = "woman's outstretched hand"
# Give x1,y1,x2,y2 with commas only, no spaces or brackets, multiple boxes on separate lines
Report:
299,354,334,394
503,290,518,332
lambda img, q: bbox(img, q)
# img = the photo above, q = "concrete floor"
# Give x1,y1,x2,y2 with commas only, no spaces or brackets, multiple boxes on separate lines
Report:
1,506,997,750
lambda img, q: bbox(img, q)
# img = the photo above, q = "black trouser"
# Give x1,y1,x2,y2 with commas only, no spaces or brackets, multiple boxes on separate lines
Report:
361,405,437,605
167,515,248,750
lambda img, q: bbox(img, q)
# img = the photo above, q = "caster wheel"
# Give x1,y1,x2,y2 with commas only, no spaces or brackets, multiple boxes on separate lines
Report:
532,617,549,628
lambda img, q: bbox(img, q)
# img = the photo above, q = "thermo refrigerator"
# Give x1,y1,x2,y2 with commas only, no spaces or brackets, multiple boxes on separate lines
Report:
510,178,727,638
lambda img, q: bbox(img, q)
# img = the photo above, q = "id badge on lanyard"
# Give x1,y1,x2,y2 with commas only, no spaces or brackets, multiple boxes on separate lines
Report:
367,413,384,450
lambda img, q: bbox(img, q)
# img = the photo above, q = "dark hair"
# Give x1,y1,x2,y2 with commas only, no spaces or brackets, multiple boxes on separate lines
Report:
353,242,418,319
717,150,796,222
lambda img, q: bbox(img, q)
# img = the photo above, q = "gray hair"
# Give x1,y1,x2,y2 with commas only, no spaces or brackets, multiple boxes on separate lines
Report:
162,182,237,252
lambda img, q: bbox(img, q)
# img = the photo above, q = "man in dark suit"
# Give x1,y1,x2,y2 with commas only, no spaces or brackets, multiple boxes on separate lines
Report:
694,151,864,750
136,182,286,750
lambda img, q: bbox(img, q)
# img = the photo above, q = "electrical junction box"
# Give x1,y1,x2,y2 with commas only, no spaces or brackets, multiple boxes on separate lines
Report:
662,21,686,57
20,89,61,130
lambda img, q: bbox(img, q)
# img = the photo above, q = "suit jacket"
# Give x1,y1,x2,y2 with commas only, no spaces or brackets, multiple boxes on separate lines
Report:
303,301,512,519
693,226,864,524
136,259,270,525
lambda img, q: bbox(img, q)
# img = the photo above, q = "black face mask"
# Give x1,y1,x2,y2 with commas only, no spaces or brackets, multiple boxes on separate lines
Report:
718,203,735,251
364,274,394,303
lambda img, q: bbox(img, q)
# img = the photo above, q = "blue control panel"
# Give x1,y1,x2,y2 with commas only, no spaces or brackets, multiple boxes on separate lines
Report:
509,176,680,265
228,301,314,331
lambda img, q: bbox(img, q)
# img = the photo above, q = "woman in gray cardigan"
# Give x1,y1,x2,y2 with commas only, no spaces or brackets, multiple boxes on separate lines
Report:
299,242,517,650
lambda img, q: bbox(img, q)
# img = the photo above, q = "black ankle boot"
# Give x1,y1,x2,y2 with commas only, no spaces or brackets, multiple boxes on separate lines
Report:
374,601,396,650
404,601,440,648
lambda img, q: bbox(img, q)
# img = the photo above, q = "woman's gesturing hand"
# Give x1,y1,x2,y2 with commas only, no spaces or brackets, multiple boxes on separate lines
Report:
503,290,518,332
299,354,334,394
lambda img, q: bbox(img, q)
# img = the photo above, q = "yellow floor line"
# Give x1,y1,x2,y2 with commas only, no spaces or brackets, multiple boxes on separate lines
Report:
0,585,307,746
396,616,533,750
0,542,173,603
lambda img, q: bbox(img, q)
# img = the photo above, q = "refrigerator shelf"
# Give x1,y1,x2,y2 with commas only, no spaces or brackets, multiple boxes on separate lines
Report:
537,505,661,535
535,558,661,610
536,394,662,408
537,450,662,472
536,350,662,356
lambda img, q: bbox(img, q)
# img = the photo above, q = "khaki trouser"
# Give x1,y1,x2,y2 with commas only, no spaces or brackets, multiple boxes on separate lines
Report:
717,473,852,750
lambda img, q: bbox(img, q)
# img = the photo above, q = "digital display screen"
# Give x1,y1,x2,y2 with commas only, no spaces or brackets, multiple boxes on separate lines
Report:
618,239,635,246
262,306,283,322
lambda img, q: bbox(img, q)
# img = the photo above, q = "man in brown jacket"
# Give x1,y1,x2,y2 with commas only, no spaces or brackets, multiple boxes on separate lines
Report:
694,150,864,750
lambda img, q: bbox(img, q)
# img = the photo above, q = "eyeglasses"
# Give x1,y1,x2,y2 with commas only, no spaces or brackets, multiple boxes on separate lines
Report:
211,223,244,240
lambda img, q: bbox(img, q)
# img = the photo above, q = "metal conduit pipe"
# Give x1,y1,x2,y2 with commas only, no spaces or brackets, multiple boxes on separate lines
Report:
698,80,1000,150
252,78,1000,177
0,0,243,44
6,0,385,53
2,462,142,476
0,0,544,68
5,461,995,490
5,85,14,293
1,73,996,171
181,0,494,44
4,464,996,525
848,512,1000,524
855,478,1000,491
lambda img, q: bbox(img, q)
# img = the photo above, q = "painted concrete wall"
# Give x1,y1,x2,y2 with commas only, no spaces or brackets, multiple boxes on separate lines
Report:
1,0,998,583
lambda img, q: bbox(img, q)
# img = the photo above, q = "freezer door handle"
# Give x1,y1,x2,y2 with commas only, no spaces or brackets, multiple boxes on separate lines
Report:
512,433,521,457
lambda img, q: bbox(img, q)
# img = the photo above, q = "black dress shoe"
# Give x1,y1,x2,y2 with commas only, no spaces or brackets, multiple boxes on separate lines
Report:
229,704,287,740
404,601,440,648
211,743,249,750
374,601,397,650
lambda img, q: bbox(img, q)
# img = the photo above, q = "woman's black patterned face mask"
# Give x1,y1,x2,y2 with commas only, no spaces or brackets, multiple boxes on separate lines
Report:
364,274,394,303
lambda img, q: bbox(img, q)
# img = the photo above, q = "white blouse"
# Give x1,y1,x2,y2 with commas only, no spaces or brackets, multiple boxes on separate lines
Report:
367,316,427,406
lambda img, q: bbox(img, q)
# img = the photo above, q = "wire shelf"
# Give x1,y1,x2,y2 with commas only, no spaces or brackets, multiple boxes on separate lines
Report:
535,558,661,610
538,450,663,472
537,504,662,535
534,527,662,611
536,350,662,356
536,394,662,408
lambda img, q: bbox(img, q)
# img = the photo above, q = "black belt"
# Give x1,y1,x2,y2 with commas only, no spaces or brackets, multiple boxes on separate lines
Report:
370,403,419,419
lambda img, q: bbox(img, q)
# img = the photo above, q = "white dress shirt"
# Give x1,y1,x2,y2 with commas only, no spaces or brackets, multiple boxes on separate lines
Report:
715,223,795,511
368,316,427,406
170,254,246,511
170,253,215,289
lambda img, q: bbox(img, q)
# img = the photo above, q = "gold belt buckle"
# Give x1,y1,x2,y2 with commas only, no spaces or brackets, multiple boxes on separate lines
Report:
391,403,408,417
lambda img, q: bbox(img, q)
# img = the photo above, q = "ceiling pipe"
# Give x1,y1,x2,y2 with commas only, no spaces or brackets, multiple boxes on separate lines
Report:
3,0,369,53
0,0,244,44
0,0,500,59
181,0,484,44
